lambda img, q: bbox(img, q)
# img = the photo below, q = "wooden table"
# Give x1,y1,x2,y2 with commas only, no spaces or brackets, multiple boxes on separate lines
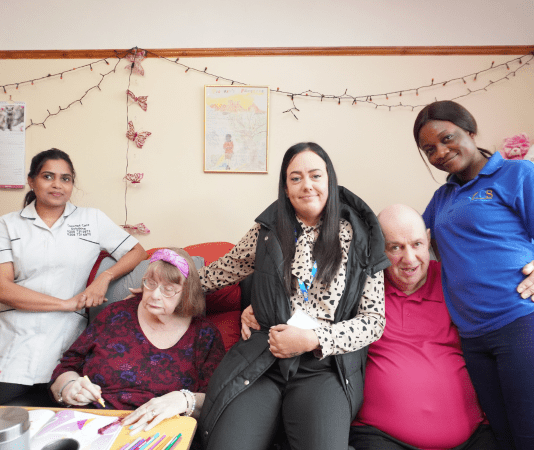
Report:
3,406,197,450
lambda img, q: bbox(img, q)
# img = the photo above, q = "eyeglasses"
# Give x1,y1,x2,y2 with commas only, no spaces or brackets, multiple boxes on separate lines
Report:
142,278,181,298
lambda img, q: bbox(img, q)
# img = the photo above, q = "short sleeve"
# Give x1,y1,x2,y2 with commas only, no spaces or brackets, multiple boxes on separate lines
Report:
0,216,13,264
95,209,139,260
422,195,437,236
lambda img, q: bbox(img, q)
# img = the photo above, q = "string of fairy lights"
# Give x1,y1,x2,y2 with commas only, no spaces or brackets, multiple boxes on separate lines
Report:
0,47,532,128
2,47,532,232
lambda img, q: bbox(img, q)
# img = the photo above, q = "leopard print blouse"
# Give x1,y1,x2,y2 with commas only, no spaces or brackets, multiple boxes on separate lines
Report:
199,218,385,358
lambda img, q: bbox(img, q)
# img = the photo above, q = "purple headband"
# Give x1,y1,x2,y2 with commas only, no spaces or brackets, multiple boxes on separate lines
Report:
150,249,189,278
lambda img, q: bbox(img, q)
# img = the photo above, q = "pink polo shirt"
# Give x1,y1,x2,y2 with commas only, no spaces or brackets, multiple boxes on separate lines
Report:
352,261,485,450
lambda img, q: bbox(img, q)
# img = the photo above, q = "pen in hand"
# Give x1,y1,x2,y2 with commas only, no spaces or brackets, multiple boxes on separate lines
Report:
83,375,106,407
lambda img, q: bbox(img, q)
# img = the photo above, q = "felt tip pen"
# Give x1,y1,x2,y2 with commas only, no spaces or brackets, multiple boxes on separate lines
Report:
83,375,105,407
163,435,179,450
146,435,166,450
97,418,122,434
123,437,143,450
129,437,149,450
139,433,160,450
153,437,170,450
168,435,182,450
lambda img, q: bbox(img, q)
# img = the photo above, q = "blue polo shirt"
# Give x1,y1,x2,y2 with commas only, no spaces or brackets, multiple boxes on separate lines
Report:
423,152,534,338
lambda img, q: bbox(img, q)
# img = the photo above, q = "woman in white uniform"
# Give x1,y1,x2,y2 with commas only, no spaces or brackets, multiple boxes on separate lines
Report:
0,148,147,406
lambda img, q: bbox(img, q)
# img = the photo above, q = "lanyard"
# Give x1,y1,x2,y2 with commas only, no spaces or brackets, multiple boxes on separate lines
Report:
295,228,318,302
296,260,317,302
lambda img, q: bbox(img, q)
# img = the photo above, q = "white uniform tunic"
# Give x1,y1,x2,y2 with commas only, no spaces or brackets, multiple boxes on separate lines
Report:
0,201,139,384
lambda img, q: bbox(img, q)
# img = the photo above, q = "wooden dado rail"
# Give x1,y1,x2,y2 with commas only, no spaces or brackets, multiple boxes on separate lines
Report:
1,46,533,59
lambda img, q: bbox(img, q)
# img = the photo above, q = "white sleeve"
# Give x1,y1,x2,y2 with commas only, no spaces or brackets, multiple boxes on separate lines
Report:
94,209,139,260
0,216,14,264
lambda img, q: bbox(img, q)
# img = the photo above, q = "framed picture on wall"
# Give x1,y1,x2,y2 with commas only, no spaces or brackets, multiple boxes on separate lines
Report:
204,85,269,173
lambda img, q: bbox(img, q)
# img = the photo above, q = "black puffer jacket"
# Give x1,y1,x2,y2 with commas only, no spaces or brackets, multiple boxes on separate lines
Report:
199,186,389,447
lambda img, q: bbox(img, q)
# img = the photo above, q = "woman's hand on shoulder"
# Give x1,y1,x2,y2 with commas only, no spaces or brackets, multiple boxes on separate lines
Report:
124,287,142,300
268,324,319,359
122,391,188,435
518,260,534,301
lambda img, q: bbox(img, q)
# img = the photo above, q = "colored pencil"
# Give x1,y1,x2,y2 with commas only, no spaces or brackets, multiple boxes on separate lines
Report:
83,375,105,407
147,435,166,450
129,437,149,450
168,435,182,450
163,435,179,450
153,437,171,450
123,437,142,450
139,433,160,450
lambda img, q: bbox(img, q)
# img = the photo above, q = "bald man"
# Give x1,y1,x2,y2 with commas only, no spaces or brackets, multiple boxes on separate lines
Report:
349,204,498,450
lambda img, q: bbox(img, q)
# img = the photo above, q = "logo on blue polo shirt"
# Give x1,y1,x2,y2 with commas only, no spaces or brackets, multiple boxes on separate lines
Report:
469,189,494,201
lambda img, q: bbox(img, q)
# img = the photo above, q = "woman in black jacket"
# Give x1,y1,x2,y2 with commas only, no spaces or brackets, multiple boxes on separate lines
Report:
198,142,389,450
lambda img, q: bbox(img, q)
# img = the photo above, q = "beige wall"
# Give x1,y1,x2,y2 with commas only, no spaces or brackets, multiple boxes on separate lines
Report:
3,0,533,49
1,54,533,248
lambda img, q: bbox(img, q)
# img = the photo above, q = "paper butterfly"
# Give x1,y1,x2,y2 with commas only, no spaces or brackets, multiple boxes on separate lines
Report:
122,223,150,235
126,121,151,148
123,173,144,183
126,90,148,111
125,50,146,76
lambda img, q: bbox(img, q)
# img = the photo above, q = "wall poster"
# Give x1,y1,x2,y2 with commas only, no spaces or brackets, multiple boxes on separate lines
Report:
0,101,26,189
204,86,269,173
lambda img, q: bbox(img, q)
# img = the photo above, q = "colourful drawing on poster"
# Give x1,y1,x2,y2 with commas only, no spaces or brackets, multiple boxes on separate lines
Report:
205,86,268,173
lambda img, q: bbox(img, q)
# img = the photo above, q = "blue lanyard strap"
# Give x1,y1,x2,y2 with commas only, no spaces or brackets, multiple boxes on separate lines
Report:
297,260,317,302
295,229,317,302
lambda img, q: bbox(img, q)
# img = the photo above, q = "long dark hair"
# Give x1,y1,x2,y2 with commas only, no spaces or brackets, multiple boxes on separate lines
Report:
413,100,492,175
276,142,342,293
24,148,76,207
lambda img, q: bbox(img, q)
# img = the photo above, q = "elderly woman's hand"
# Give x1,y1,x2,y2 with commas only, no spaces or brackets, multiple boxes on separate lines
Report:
268,324,320,358
82,271,113,307
241,305,260,340
60,375,102,406
122,391,189,435
518,260,534,301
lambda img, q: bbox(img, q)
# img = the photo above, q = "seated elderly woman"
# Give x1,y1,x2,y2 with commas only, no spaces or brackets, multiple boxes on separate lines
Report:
49,248,225,431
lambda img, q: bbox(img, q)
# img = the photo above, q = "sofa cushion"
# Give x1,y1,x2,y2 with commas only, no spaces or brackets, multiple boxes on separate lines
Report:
208,310,242,352
205,284,241,314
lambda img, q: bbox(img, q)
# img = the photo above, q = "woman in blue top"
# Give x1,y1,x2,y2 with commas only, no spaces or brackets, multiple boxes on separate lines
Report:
414,100,534,450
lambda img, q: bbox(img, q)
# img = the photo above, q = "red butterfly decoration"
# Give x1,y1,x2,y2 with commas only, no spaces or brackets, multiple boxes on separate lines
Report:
123,173,144,183
122,223,150,235
125,50,146,76
126,90,148,111
126,121,151,148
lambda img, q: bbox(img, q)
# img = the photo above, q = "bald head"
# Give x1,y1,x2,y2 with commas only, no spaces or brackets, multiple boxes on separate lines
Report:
378,204,431,295
378,204,427,238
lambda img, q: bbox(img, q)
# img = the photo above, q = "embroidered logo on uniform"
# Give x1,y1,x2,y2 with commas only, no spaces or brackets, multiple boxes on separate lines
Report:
468,189,493,201
67,224,91,237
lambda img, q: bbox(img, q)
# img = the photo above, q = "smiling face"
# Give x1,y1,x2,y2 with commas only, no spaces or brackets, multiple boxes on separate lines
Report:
28,159,74,213
379,205,431,295
285,150,329,226
140,270,183,318
418,120,487,182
